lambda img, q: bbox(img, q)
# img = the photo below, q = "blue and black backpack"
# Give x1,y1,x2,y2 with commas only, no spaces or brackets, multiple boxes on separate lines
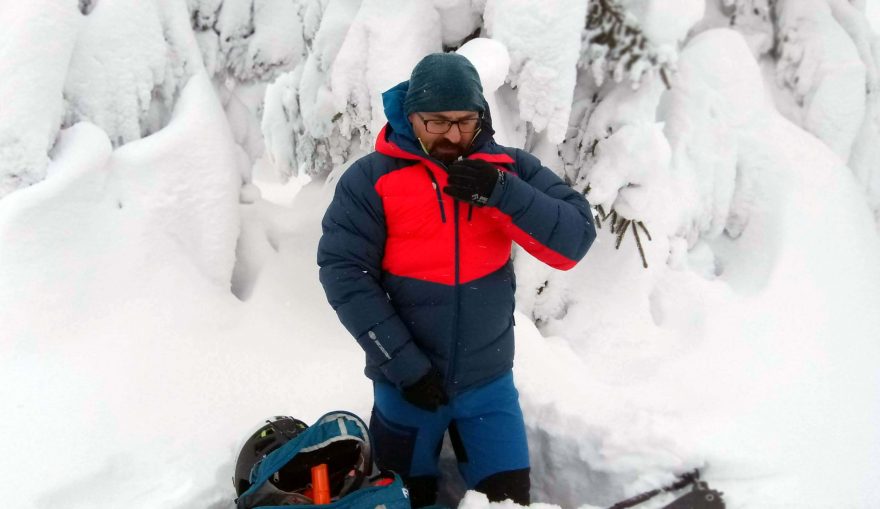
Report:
234,412,410,509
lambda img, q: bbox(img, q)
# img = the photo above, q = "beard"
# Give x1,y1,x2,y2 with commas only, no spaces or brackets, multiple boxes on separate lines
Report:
430,140,466,165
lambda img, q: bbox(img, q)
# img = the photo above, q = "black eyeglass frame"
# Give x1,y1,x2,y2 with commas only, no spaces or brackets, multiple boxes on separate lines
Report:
416,112,483,134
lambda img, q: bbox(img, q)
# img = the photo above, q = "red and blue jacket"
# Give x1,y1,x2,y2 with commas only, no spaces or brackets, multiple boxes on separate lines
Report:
318,103,596,395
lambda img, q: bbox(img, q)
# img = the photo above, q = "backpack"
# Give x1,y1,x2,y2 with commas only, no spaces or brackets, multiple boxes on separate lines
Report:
235,411,411,509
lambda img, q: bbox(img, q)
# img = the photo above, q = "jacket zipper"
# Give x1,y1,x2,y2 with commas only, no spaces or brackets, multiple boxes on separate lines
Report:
448,198,461,388
431,157,461,389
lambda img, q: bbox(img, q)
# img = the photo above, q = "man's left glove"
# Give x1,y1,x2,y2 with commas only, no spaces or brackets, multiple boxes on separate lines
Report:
443,159,505,206
402,367,449,412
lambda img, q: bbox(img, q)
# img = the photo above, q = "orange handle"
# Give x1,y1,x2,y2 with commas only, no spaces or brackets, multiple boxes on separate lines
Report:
311,463,331,505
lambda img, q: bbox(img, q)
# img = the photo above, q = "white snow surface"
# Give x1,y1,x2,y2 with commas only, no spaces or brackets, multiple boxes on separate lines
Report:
870,0,880,33
2,4,880,509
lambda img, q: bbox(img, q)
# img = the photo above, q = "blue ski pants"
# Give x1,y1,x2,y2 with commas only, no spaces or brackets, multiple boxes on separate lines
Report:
369,371,529,487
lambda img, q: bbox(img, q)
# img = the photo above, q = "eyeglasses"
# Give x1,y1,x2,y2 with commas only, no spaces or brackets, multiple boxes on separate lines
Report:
416,113,482,134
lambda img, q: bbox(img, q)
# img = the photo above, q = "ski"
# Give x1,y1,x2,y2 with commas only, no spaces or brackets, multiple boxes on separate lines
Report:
607,470,725,509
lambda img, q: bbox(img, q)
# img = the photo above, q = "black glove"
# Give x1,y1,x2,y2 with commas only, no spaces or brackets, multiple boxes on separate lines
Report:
402,368,449,411
443,159,505,206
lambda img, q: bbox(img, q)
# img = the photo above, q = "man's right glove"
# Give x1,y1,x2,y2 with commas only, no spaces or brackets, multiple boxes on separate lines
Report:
402,368,449,412
443,159,505,206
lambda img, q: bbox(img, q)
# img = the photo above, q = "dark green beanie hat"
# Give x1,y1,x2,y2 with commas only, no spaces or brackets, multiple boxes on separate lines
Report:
404,53,487,115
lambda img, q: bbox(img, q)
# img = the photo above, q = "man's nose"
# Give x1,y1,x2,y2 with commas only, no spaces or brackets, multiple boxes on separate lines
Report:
444,123,463,143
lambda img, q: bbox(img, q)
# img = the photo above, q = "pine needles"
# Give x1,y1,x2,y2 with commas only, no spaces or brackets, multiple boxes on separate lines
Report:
595,204,652,268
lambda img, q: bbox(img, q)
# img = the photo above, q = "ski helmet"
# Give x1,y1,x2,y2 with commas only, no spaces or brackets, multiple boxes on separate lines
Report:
234,416,309,497
234,413,372,507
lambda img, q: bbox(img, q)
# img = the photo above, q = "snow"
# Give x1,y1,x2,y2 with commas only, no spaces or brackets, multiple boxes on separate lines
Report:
64,0,170,146
1,73,260,508
248,0,305,78
869,0,880,33
0,1,81,198
0,0,209,199
456,38,511,94
658,27,764,245
580,121,671,223
626,0,705,47
775,0,867,162
3,3,880,509
260,0,443,179
433,0,484,48
331,0,442,141
191,0,306,103
767,0,880,227
484,0,587,142
456,38,524,149
514,28,880,508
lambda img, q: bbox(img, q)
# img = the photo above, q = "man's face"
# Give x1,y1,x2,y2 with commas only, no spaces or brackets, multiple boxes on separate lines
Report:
409,110,481,165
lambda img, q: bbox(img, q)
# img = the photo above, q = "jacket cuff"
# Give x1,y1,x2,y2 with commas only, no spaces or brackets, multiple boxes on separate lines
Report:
486,170,512,208
356,316,432,388
377,340,433,389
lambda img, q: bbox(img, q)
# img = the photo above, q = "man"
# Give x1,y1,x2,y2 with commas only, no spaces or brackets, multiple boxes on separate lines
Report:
318,53,595,506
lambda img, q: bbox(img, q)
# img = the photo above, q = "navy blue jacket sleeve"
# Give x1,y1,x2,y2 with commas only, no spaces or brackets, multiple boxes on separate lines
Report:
317,161,432,388
486,148,596,269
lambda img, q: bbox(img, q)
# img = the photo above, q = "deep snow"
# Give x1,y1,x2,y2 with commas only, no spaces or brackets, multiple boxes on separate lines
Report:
2,2,880,509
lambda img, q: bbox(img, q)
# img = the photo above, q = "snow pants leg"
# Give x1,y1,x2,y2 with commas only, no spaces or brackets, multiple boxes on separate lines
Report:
370,371,530,507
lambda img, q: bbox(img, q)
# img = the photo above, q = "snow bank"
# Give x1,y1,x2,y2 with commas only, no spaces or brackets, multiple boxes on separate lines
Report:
0,71,241,342
0,182,372,509
513,28,880,509
699,118,880,509
0,73,351,509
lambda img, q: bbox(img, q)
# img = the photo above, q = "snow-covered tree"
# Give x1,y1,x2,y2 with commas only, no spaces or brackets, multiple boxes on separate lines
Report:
581,0,676,88
62,0,202,147
188,0,306,83
260,0,449,180
556,0,702,276
723,0,880,226
0,0,203,199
